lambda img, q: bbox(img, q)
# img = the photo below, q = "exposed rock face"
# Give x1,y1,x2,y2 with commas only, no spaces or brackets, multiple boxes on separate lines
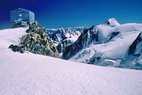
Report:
9,45,25,53
120,32,142,69
128,32,142,55
62,23,115,60
9,22,59,57
56,39,72,53
62,26,99,59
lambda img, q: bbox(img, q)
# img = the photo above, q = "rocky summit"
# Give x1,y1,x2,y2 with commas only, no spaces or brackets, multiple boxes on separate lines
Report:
9,22,59,58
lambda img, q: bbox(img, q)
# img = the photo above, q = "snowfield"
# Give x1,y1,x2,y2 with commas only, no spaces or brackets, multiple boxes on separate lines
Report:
0,28,142,95
70,22,142,68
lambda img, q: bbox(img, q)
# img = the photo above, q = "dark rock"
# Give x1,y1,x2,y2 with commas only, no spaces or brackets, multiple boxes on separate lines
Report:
9,45,24,53
120,32,142,69
57,39,72,53
62,26,99,59
128,32,142,55
9,21,59,58
108,32,120,40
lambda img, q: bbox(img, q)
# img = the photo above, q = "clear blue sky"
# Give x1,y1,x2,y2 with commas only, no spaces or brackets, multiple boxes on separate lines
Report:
0,0,142,29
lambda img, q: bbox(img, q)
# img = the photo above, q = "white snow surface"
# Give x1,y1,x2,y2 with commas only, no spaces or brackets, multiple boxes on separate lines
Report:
94,24,115,39
0,28,142,95
105,18,120,27
0,27,28,48
71,23,142,66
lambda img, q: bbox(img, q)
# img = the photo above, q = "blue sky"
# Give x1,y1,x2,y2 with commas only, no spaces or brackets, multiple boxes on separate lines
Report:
0,0,142,29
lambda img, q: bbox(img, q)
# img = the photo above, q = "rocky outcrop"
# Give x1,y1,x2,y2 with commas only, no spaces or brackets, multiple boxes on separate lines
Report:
62,26,99,59
56,39,72,53
128,32,142,55
120,32,142,69
9,22,59,58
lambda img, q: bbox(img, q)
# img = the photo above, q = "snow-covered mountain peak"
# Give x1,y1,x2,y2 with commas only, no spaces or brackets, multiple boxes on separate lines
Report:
105,18,120,27
63,22,142,69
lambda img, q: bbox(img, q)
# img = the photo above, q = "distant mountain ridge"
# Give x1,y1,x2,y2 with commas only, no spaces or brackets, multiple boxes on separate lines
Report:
46,27,86,53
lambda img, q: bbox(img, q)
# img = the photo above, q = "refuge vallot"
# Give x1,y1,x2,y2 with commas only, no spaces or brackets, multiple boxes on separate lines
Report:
10,8,35,28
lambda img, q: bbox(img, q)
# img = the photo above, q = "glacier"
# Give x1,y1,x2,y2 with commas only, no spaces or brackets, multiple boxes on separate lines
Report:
62,18,142,69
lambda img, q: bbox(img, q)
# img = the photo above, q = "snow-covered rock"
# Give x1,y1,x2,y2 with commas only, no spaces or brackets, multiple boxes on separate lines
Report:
62,26,99,59
46,27,86,53
63,20,142,69
9,22,59,57
120,32,142,69
0,27,142,95
104,18,120,27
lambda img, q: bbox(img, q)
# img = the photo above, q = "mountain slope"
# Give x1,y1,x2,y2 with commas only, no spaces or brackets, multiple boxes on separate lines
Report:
120,32,142,69
62,19,142,69
62,26,99,59
0,27,142,95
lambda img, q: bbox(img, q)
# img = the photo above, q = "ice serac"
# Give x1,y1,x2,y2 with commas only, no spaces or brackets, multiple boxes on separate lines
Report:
105,18,120,27
46,27,85,53
120,32,142,69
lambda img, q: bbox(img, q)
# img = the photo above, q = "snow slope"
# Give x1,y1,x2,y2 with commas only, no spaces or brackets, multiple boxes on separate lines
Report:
120,32,142,69
105,18,120,27
68,23,142,68
0,28,27,48
0,28,142,95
